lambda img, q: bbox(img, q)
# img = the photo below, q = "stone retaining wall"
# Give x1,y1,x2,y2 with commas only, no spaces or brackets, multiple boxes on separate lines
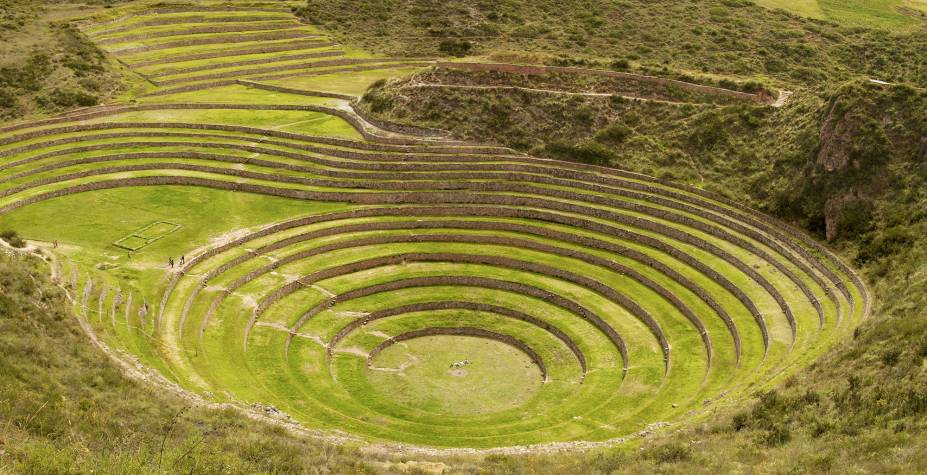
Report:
185,211,739,359
111,30,318,55
2,108,865,333
236,80,356,100
248,62,432,83
150,50,346,78
88,14,296,38
85,141,834,323
96,22,302,46
156,58,411,86
127,40,336,68
178,205,753,356
0,104,423,146
208,228,701,364
4,176,771,350
249,250,659,368
3,161,787,342
331,301,586,375
0,119,501,153
284,274,629,372
144,6,289,15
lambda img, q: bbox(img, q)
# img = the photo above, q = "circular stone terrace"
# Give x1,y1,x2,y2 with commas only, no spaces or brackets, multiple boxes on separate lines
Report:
0,1,870,450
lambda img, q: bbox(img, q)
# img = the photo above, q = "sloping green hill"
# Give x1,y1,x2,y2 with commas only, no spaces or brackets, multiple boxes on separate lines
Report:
755,0,927,29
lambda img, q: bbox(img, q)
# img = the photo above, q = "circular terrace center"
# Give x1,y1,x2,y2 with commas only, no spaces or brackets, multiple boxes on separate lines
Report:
365,335,544,417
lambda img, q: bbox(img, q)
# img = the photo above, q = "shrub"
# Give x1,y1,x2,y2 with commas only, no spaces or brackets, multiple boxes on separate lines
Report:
0,53,51,92
761,423,792,446
609,94,629,106
0,230,25,248
718,78,738,90
882,348,902,366
610,58,630,70
0,89,15,109
592,451,629,473
545,140,615,165
62,55,103,75
644,442,691,463
832,199,874,241
361,88,393,114
37,89,98,108
484,98,514,130
78,78,101,92
917,338,927,360
595,123,633,144
856,225,914,264
438,39,472,57
731,412,750,431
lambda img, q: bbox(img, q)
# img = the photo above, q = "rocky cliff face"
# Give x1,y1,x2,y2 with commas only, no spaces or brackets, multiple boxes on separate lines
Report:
805,81,924,241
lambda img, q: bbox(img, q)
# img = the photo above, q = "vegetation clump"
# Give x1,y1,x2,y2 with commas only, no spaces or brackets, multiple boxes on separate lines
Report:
0,230,25,248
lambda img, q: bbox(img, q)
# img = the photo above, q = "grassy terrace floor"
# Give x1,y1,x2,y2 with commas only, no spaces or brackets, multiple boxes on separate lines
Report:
0,0,869,449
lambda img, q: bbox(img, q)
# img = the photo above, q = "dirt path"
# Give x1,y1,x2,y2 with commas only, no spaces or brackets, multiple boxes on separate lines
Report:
400,81,702,106
254,321,326,346
772,90,794,108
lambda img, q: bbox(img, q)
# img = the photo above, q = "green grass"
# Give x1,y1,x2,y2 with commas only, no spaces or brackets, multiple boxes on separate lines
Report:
755,0,927,29
0,186,351,296
113,220,181,250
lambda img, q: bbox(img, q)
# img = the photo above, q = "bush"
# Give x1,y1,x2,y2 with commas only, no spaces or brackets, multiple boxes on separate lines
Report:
38,89,99,108
545,140,615,165
438,39,472,57
761,423,792,447
361,88,393,114
610,58,630,71
0,230,25,248
0,89,15,109
644,442,691,463
592,451,629,473
881,349,902,366
731,412,750,431
832,199,874,241
595,123,633,144
0,54,51,92
78,78,102,92
62,56,103,75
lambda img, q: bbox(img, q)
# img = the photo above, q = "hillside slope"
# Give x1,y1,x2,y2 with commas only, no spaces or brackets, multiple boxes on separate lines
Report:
299,0,927,85
0,0,126,121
